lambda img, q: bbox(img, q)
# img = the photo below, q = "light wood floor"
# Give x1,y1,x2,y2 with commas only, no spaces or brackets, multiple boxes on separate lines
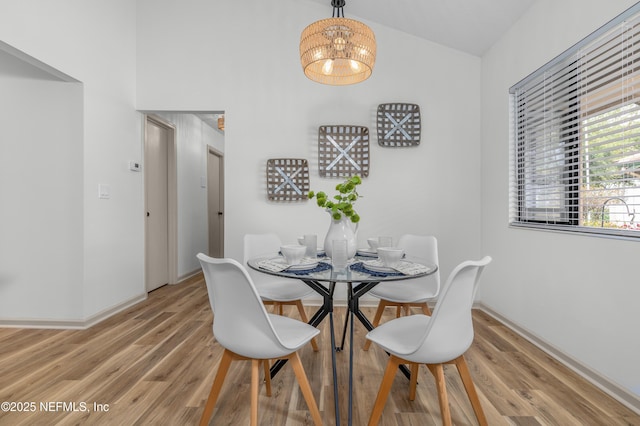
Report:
1,274,639,426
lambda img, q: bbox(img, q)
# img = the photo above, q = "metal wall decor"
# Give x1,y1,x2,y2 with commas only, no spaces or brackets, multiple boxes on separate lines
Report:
266,158,310,201
318,125,370,177
376,103,421,147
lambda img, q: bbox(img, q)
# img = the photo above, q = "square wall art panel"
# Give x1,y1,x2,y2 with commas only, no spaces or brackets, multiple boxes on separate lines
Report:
377,103,421,147
266,158,310,201
318,125,370,178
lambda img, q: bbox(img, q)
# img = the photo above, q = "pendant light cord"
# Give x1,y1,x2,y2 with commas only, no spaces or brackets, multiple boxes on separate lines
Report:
331,0,345,17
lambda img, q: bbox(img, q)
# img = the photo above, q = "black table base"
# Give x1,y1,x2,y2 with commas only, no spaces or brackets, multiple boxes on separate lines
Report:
268,278,411,426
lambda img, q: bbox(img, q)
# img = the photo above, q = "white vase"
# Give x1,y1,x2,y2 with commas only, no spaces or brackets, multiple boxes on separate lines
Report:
323,214,358,259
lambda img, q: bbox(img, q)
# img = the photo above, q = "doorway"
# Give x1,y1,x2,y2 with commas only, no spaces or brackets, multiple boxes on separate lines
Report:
207,147,224,257
144,115,178,291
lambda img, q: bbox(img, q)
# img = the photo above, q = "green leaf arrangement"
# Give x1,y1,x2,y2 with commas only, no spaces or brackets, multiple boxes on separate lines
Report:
307,175,362,223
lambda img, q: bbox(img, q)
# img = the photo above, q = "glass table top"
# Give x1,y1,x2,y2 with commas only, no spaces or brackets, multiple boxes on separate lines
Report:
247,255,437,283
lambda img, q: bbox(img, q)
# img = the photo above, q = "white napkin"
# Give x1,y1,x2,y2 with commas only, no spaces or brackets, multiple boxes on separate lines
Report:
362,259,385,268
392,262,433,276
257,258,288,272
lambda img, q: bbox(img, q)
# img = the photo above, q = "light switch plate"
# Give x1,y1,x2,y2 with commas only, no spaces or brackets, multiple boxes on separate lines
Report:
98,184,111,199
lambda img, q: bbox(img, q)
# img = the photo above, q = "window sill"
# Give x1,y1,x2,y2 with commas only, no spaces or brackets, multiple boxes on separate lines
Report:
509,222,640,242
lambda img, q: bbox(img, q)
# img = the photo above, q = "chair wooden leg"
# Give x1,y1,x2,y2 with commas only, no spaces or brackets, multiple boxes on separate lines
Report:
429,363,452,426
274,302,283,315
368,355,402,426
401,304,410,316
374,300,390,327
295,300,319,352
395,305,402,318
409,363,419,401
363,338,373,351
420,302,432,316
250,359,260,426
288,352,323,426
263,359,272,397
455,356,488,426
363,300,389,351
199,349,234,426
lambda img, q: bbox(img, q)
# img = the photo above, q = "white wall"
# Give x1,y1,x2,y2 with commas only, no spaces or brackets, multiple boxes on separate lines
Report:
0,48,83,321
136,0,484,288
0,0,482,331
0,0,143,323
481,0,640,397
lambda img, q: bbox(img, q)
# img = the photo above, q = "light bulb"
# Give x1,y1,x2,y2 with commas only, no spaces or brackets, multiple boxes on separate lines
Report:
350,60,361,72
322,59,334,75
334,37,346,51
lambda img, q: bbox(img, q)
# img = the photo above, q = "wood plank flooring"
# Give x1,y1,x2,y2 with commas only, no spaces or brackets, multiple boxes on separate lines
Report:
1,274,639,425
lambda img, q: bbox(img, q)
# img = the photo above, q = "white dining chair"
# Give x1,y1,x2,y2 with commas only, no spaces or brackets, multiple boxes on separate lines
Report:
366,256,492,426
196,254,323,426
363,234,440,351
244,233,319,351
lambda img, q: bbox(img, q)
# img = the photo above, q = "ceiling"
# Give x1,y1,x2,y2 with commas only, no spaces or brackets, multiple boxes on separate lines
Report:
195,1,536,127
305,0,536,56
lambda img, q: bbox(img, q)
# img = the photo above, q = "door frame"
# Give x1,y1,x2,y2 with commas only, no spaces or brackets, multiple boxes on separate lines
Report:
207,146,225,257
144,114,178,287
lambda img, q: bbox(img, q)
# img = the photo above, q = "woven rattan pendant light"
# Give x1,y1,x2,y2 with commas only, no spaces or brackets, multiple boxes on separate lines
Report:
300,0,376,85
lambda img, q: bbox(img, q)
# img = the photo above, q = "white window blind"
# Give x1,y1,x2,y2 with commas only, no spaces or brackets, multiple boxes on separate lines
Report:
510,3,640,237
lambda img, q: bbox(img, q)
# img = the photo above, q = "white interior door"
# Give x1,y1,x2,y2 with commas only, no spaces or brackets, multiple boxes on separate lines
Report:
208,148,224,257
145,117,170,291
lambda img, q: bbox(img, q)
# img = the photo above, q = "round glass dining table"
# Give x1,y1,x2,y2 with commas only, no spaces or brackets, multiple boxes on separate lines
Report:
247,254,437,426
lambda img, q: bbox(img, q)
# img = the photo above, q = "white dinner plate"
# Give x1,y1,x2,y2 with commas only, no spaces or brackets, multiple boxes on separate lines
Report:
286,260,319,271
361,259,406,273
357,248,378,257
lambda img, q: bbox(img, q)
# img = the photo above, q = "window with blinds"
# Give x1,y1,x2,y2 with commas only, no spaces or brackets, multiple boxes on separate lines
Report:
510,4,640,237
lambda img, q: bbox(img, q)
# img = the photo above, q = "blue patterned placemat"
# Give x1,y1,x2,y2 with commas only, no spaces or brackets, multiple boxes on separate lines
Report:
350,262,404,277
285,261,332,275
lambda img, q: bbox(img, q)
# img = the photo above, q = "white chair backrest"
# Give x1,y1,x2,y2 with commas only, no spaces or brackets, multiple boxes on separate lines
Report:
244,233,284,286
397,234,440,296
197,253,291,359
412,256,492,363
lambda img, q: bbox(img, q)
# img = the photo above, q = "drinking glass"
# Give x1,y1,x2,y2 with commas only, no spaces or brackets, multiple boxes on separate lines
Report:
332,239,348,270
303,234,317,258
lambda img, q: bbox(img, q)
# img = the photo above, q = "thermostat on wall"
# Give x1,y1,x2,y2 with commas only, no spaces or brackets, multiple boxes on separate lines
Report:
129,161,141,172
